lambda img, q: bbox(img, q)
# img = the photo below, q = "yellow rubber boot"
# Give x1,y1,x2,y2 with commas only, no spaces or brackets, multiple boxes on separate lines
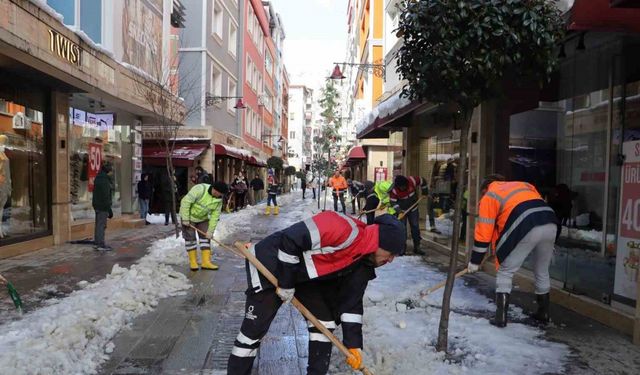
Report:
200,250,219,270
188,250,199,271
265,206,271,215
274,206,279,215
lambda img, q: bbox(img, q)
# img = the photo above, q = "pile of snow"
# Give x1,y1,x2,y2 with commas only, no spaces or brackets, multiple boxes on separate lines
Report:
355,92,412,134
0,237,190,374
330,257,569,374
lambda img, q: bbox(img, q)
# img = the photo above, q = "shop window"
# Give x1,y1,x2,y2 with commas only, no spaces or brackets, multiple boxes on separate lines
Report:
0,98,49,244
210,63,222,99
68,106,124,221
227,79,237,113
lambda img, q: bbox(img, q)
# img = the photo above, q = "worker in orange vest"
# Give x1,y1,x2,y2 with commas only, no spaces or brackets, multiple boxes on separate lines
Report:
327,170,348,214
467,174,557,327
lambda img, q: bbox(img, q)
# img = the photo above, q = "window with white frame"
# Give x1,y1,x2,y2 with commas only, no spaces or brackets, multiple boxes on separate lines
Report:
227,79,237,112
289,130,295,140
212,2,223,38
248,6,254,39
246,56,252,87
265,52,273,76
48,0,102,44
263,91,273,113
210,63,222,100
228,22,237,57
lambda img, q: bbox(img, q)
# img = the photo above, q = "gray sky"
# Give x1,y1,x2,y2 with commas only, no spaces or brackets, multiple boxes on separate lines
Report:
270,0,348,89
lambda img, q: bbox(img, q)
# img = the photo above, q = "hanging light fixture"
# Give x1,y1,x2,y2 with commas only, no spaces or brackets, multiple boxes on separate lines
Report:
233,98,246,109
576,33,586,51
329,64,346,80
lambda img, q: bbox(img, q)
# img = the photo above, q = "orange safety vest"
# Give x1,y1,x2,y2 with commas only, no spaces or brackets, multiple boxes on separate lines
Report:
472,181,556,268
329,176,348,192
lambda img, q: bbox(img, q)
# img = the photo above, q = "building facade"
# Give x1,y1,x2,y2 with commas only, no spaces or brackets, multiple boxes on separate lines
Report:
0,0,184,257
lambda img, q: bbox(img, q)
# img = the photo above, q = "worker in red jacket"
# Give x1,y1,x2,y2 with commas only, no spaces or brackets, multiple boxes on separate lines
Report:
389,175,431,255
227,212,406,375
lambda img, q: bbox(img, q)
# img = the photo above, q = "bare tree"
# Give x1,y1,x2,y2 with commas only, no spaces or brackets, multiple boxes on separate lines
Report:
129,39,202,237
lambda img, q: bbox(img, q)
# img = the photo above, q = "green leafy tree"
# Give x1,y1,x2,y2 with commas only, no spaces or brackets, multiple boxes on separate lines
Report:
284,166,296,176
267,156,284,171
395,0,563,352
314,80,342,179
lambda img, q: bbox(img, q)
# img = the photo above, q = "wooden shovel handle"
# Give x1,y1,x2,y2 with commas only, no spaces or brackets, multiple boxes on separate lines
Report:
397,196,426,221
420,268,469,297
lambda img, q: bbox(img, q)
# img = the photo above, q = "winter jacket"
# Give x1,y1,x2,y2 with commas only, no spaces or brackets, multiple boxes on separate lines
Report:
179,183,223,233
245,211,379,293
471,181,557,267
328,175,348,193
373,181,392,212
232,177,248,193
92,171,112,212
137,180,152,200
389,176,429,212
364,192,380,225
349,180,365,197
250,177,264,191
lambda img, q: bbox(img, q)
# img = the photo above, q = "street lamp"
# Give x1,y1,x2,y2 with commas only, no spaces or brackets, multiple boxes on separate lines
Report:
329,62,386,80
205,94,246,109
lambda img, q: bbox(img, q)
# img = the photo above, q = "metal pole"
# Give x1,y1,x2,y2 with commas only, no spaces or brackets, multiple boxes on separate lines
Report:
323,148,330,211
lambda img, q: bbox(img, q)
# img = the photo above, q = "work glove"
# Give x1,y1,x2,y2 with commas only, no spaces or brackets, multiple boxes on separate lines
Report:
108,209,113,219
421,187,429,195
345,348,362,370
206,230,214,240
182,219,191,227
467,262,480,273
276,287,295,303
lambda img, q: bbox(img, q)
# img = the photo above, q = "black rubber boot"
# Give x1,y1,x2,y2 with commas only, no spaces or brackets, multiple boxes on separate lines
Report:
532,293,550,324
490,293,509,327
413,241,425,255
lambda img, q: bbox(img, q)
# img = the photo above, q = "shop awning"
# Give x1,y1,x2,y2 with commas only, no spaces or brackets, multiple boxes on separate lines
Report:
248,156,267,167
570,0,640,33
214,144,252,160
143,143,208,167
356,92,435,139
346,146,366,160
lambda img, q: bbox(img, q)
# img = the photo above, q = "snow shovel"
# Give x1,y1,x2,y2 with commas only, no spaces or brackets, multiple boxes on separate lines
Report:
0,273,23,312
190,225,375,375
419,268,469,297
397,196,426,221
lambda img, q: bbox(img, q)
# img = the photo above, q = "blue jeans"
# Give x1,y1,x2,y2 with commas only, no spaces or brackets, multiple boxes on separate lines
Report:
139,199,149,219
267,194,277,206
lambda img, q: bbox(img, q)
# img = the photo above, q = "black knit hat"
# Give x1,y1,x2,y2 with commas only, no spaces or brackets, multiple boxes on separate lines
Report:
211,181,229,195
375,214,406,255
394,175,408,189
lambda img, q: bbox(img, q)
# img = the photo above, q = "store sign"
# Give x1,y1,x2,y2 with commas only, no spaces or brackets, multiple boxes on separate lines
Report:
95,113,115,130
615,140,640,303
12,112,30,130
87,143,103,192
48,29,82,66
374,167,388,182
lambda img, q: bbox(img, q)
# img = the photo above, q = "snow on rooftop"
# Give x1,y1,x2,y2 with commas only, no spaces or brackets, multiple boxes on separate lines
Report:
356,91,412,135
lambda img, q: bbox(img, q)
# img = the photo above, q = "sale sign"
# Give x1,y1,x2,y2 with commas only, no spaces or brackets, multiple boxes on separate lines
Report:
615,140,640,302
87,143,103,192
374,167,388,182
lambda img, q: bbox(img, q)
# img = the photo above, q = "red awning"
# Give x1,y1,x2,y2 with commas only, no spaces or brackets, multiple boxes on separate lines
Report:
346,146,366,160
570,0,640,33
248,156,267,167
143,144,208,167
214,144,251,160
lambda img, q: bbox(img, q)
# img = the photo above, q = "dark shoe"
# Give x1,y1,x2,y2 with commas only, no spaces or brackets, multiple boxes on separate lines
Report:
95,245,113,251
490,293,509,327
430,228,441,234
532,293,550,324
145,221,150,225
413,241,425,255
165,222,169,226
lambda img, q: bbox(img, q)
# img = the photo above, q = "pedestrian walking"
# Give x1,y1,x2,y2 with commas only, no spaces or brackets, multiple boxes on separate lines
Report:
306,170,317,199
466,174,557,327
327,170,347,213
250,174,264,204
265,171,279,215
348,179,365,214
193,166,211,185
161,172,177,226
137,174,152,225
301,174,307,199
362,180,379,225
179,181,228,271
227,212,406,375
232,172,249,211
92,163,113,251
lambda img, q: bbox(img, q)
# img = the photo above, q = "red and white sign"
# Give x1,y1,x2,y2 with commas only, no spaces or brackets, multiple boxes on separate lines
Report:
374,167,387,182
615,140,640,302
88,143,103,192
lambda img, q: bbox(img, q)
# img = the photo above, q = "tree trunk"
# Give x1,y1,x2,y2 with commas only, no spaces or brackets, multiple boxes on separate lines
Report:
436,111,471,352
164,142,180,238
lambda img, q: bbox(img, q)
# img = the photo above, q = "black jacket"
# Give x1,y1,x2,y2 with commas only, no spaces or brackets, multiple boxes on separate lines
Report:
137,180,152,200
250,177,264,191
92,171,112,212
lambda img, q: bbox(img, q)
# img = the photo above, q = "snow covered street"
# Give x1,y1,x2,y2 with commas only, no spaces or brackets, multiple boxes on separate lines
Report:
0,193,638,374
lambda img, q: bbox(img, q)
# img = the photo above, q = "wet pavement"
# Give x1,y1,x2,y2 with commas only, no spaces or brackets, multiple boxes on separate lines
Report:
2,197,640,375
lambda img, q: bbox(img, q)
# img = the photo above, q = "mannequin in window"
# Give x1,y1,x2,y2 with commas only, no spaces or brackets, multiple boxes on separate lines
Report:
0,135,12,239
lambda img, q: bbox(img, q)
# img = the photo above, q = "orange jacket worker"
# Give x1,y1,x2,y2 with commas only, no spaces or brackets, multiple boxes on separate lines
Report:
328,171,348,213
468,174,557,327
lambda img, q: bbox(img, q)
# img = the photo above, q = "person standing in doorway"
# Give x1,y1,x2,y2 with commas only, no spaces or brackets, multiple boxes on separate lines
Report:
232,172,249,211
250,174,264,205
137,174,152,225
93,163,113,251
328,170,348,214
